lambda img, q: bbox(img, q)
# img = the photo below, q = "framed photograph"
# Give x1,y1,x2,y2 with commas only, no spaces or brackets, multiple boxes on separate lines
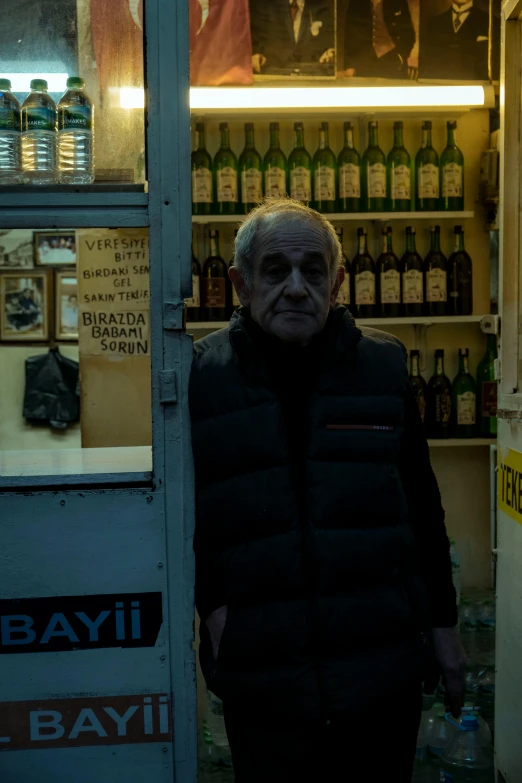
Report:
0,272,50,342
0,229,35,270
34,231,77,266
55,270,78,341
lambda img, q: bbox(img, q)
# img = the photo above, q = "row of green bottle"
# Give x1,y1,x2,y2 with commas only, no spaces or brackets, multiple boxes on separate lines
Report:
409,343,497,439
192,120,464,215
337,224,472,318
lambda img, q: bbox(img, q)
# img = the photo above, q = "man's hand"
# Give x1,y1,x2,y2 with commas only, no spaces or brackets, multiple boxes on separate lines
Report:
206,605,228,661
432,626,467,718
319,48,335,64
252,54,267,73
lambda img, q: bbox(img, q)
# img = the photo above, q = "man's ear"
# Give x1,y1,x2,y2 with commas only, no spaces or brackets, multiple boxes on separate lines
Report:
229,266,251,307
330,265,344,306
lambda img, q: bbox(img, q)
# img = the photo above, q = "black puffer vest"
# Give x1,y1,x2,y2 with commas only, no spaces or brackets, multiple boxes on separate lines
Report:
190,307,427,721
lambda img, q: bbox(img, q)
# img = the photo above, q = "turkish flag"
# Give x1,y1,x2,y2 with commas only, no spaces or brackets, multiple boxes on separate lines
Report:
190,0,253,86
90,0,144,97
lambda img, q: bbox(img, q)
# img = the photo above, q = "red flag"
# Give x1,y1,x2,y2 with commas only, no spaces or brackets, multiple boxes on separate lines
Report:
190,0,253,86
90,0,144,96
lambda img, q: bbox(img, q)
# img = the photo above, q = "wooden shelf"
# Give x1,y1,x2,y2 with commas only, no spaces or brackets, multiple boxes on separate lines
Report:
187,315,489,332
428,439,496,447
192,211,474,224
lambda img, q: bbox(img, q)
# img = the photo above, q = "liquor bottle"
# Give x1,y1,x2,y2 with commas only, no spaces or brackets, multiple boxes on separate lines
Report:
335,227,352,308
191,122,213,215
264,122,287,199
424,225,448,317
202,230,228,321
452,348,477,438
239,122,263,214
337,121,361,213
229,229,241,312
476,335,498,438
353,227,376,318
313,122,336,213
415,121,439,212
288,122,312,206
377,226,401,318
440,121,464,211
186,247,202,322
448,225,473,316
409,349,428,424
387,121,411,212
361,121,386,213
426,349,452,439
401,226,424,317
214,122,238,216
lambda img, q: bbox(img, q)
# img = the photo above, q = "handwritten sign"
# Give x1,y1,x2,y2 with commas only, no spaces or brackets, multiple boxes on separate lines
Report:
77,229,150,356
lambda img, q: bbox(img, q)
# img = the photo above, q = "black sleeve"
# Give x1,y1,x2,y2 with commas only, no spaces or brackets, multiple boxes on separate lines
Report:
383,0,416,62
399,384,458,628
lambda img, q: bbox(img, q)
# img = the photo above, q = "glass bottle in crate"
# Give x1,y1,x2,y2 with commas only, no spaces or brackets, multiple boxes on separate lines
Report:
202,230,228,321
185,246,202,322
352,227,376,319
264,122,287,200
440,121,464,211
401,226,424,318
361,121,386,213
312,121,336,213
448,226,473,316
239,122,263,214
476,335,498,437
192,122,213,215
337,121,361,213
424,225,448,317
214,122,238,216
335,227,352,309
416,120,440,212
386,121,411,212
377,226,401,318
426,349,452,439
409,350,428,424
452,348,477,439
288,122,312,206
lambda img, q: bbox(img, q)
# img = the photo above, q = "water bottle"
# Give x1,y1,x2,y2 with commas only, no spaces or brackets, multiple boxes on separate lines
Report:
58,76,94,185
21,79,57,184
450,540,461,606
427,705,459,779
476,667,495,738
439,715,494,782
476,598,496,668
0,78,22,184
413,705,432,782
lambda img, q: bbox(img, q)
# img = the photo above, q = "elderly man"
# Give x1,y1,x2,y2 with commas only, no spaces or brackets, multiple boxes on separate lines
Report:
190,199,466,781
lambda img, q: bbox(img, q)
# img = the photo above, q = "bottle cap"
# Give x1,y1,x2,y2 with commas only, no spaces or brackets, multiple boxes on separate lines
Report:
30,79,48,91
423,120,432,129
244,122,254,131
431,225,441,233
357,227,366,235
219,122,228,131
66,76,85,90
320,121,329,131
435,349,445,357
448,120,457,129
461,715,479,730
368,121,378,128
269,122,279,131
394,121,403,129
209,229,219,239
0,78,12,91
195,122,205,132
455,225,463,233
294,121,303,130
406,226,415,234
344,121,353,131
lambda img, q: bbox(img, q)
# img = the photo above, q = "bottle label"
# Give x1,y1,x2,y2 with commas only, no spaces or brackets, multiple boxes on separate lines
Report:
265,166,286,197
22,107,56,132
402,270,424,303
442,163,463,198
217,167,238,202
457,391,476,425
241,168,262,204
202,277,226,308
0,107,21,131
337,276,350,305
418,163,439,199
392,165,411,200
426,269,447,302
355,271,376,305
339,163,360,199
58,105,92,131
436,391,452,424
192,167,213,203
290,166,312,202
368,163,386,199
414,391,426,423
380,269,401,304
482,381,498,417
185,273,201,308
314,165,335,201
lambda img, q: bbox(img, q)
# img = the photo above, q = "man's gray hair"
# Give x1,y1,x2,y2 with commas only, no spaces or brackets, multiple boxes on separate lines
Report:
234,198,342,289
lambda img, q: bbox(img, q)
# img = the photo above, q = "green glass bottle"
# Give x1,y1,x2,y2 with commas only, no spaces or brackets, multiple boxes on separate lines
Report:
264,122,287,199
377,226,401,318
202,229,228,321
214,122,238,215
185,246,202,322
335,227,352,308
191,122,213,215
440,121,464,211
425,225,448,317
353,227,376,318
288,122,312,206
337,121,361,213
415,121,440,212
239,122,263,214
426,349,452,439
452,348,477,439
401,226,424,317
448,225,473,316
409,349,428,424
476,335,498,438
313,122,336,213
361,121,386,213
387,121,411,212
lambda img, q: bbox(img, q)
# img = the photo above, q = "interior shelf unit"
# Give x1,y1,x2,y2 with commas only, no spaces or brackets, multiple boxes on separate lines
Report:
193,211,475,224
187,315,489,331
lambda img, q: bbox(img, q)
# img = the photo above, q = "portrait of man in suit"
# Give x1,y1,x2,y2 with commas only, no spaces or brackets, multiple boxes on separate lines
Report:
250,0,335,77
420,0,500,81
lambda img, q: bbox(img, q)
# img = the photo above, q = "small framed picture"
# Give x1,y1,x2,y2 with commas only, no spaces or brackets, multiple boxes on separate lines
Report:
0,230,35,270
55,270,78,341
34,231,77,266
0,272,50,342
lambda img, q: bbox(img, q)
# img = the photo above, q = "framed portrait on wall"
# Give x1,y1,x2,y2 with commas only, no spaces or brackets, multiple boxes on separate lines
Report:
34,231,77,266
54,270,78,341
0,230,35,270
0,272,50,342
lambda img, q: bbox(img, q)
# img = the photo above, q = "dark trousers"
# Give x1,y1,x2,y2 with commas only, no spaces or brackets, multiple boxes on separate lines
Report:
224,683,422,782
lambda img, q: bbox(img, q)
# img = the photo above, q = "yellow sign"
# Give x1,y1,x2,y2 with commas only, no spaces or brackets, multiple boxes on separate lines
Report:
498,447,522,526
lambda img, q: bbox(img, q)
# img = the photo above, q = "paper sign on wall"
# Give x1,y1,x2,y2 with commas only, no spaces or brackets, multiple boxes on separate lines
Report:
498,447,522,526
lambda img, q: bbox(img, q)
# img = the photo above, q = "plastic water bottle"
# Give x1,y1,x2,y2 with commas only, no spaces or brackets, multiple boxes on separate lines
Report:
21,79,57,184
439,715,494,782
413,705,432,782
476,598,496,668
450,540,461,606
58,76,94,184
0,78,22,184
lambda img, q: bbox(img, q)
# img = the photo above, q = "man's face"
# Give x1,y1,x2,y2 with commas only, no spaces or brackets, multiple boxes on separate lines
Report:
230,220,343,346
